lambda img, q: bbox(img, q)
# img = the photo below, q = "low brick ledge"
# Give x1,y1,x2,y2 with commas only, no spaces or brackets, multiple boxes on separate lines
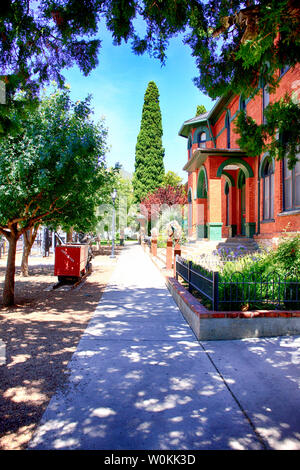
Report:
166,276,300,319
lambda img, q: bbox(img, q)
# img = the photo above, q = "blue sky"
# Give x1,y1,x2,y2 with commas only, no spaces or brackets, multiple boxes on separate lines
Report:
63,26,214,182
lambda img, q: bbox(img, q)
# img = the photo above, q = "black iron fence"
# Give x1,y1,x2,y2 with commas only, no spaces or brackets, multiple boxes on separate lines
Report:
175,255,300,311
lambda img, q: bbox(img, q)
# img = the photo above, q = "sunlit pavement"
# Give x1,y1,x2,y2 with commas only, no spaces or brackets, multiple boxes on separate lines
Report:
28,244,300,450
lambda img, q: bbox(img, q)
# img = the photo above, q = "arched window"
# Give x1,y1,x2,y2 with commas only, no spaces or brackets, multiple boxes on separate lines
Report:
283,155,300,211
198,131,206,149
225,112,230,149
197,167,208,199
187,136,192,159
262,84,269,124
262,159,274,220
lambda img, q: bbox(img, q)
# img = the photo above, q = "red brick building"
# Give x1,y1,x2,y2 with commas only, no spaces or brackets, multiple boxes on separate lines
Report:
179,65,300,245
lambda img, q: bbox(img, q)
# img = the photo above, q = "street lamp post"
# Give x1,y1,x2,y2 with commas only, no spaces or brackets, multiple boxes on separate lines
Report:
110,188,117,258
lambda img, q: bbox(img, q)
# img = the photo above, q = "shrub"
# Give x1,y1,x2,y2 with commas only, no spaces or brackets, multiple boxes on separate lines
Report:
273,234,300,273
217,236,300,310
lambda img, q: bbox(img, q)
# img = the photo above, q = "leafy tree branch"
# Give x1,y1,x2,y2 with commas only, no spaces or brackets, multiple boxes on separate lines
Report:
235,94,300,168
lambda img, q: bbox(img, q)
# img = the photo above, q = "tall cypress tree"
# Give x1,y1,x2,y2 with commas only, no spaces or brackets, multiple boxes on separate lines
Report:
133,81,165,203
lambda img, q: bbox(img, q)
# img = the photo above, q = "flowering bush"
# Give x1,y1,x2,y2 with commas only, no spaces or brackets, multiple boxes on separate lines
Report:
273,233,300,273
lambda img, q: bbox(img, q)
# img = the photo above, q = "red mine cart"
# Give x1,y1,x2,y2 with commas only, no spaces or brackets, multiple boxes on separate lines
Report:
54,244,90,282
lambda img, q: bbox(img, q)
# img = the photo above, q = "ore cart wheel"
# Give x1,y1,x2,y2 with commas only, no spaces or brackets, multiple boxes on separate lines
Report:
58,275,80,284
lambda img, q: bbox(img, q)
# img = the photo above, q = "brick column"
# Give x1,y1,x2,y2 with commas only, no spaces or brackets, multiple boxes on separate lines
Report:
166,237,173,270
245,177,256,238
173,240,181,277
207,178,223,240
151,238,157,256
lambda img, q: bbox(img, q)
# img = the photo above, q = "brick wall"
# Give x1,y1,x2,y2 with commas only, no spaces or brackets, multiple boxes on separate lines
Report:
184,64,300,240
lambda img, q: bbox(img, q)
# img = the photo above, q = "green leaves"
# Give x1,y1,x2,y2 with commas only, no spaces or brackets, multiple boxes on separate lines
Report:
0,1,102,101
1,1,298,108
185,1,300,100
235,94,300,168
0,85,112,234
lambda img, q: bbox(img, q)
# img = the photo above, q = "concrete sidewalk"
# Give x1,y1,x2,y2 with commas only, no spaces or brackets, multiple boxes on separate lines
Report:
29,244,300,450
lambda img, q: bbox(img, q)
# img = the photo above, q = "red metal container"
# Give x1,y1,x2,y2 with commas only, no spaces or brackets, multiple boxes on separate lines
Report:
54,244,89,280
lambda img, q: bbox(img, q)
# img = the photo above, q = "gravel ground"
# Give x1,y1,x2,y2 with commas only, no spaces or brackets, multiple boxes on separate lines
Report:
0,246,122,450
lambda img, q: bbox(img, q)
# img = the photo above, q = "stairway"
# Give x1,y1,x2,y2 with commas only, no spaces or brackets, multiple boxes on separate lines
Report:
216,237,260,255
182,237,260,257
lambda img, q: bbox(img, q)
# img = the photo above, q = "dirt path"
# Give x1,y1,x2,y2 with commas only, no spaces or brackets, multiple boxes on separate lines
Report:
0,246,122,450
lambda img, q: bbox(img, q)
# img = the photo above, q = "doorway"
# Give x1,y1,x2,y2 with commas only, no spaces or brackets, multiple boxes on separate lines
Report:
240,172,246,236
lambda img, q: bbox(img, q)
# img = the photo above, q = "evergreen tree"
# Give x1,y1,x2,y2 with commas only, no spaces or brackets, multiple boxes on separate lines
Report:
133,81,165,203
196,105,207,116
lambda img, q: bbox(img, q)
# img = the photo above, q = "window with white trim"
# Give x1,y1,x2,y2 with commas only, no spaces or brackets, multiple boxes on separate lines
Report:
187,136,192,159
198,131,206,149
262,159,274,220
283,156,300,211
225,112,230,149
262,84,269,124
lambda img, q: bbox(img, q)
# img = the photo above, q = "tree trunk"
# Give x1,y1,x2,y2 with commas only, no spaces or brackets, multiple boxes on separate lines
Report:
66,228,73,243
21,243,31,277
21,226,39,276
3,234,17,307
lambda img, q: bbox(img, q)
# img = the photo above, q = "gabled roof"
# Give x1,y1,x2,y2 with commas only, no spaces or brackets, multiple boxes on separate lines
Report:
182,111,210,126
178,112,210,138
178,91,234,138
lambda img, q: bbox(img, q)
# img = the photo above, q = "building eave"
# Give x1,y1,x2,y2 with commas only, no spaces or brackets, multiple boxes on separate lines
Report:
178,112,211,138
183,148,248,173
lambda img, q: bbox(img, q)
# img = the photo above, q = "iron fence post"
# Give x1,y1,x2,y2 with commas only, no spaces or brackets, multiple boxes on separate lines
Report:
188,260,192,293
175,255,178,281
213,271,219,311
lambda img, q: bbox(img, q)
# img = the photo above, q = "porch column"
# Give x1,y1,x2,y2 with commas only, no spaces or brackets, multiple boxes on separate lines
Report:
245,177,256,238
207,178,223,240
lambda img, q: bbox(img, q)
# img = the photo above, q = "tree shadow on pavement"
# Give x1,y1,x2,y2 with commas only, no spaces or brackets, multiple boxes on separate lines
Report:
0,254,118,450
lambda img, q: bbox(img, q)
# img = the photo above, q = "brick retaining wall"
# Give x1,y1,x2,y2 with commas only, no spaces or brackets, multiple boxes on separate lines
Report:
166,276,300,341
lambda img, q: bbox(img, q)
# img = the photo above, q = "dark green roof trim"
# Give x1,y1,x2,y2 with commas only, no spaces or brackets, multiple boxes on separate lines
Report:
214,111,239,141
216,158,254,178
222,170,235,187
237,169,246,189
207,119,216,148
208,92,234,126
193,126,210,144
